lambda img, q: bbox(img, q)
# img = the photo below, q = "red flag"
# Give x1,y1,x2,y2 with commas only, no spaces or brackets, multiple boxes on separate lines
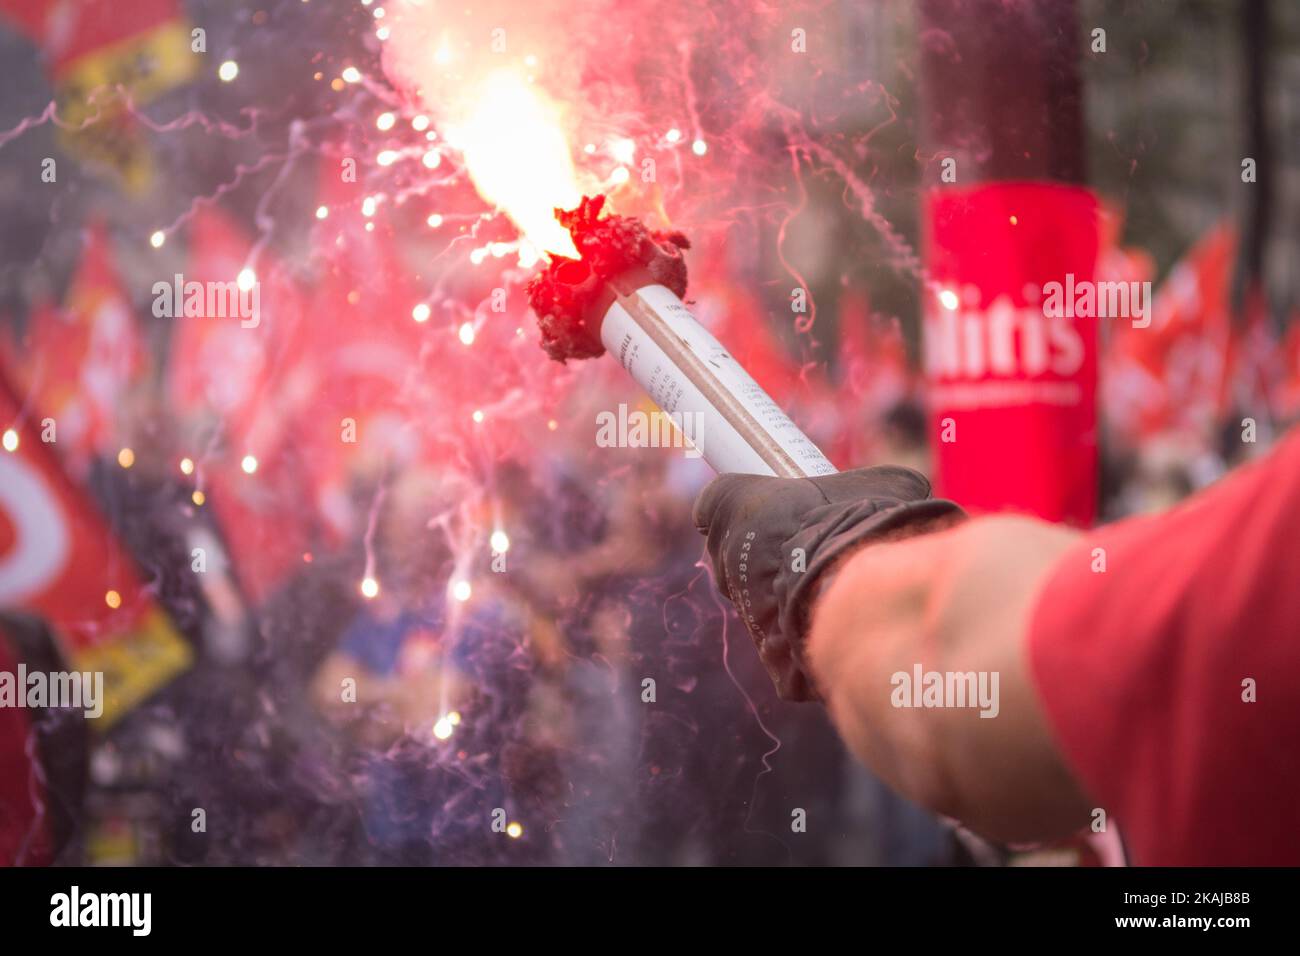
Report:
0,0,196,191
169,206,315,605
0,372,191,725
1103,224,1235,443
827,289,917,466
5,222,146,469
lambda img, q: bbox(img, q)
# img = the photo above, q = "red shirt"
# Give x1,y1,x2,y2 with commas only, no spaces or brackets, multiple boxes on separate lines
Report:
1029,428,1300,865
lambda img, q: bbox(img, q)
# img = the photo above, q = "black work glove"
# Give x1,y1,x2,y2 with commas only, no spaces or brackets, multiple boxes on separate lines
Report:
693,467,964,702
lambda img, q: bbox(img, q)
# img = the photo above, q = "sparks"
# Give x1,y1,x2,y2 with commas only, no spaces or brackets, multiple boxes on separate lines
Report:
611,137,636,164
458,323,475,345
2,429,18,452
218,60,239,82
411,303,431,323
149,230,166,248
241,454,258,474
490,530,510,553
117,447,135,469
451,580,472,602
360,577,380,599
939,289,960,311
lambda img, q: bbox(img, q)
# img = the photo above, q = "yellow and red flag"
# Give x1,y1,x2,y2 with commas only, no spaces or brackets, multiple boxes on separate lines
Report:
0,0,196,191
0,371,191,726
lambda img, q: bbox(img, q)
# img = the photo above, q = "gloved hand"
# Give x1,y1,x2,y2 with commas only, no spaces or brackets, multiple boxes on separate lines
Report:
693,467,964,702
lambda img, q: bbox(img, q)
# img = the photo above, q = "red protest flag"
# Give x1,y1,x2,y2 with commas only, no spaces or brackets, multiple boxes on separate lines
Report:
0,0,196,191
1104,224,1237,443
0,371,191,726
5,222,147,470
168,205,317,605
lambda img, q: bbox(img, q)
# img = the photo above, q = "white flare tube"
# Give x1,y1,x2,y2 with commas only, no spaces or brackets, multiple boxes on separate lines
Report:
598,279,837,478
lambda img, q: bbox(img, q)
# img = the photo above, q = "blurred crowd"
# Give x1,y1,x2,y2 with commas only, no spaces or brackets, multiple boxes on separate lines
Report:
3,0,1299,868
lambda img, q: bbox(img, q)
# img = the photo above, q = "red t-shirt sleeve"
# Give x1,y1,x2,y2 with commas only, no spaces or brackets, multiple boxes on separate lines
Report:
1028,428,1300,865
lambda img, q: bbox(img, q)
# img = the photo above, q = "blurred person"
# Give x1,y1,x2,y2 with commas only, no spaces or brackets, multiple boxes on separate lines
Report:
308,468,564,864
693,428,1300,865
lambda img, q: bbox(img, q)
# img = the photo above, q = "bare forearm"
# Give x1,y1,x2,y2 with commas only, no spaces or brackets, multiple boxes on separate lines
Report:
805,516,1093,842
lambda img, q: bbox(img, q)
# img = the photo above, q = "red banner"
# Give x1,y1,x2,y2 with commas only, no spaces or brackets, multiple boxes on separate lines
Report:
1,222,147,470
0,374,190,725
924,182,1101,527
0,0,196,191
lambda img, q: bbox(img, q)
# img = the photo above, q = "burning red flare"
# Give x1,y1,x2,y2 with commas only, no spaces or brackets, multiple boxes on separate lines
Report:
525,196,690,362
